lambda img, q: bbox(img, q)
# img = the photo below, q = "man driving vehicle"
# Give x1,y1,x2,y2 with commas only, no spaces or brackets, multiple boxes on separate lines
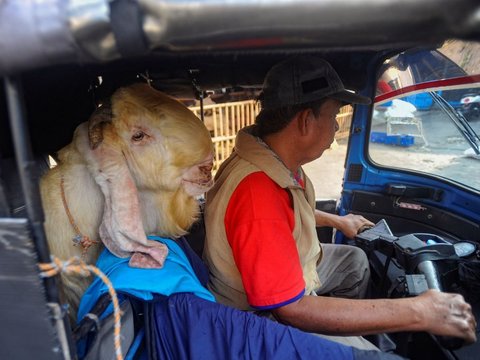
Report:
204,56,477,349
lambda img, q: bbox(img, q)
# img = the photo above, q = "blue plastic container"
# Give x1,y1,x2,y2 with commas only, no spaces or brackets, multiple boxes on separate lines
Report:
370,132,414,147
399,135,415,146
370,132,387,143
385,134,415,146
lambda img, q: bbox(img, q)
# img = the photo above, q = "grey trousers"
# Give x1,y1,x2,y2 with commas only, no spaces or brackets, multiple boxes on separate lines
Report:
316,243,371,299
312,243,378,351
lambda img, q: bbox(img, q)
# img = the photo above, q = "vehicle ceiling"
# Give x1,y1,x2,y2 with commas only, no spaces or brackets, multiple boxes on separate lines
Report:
1,0,479,156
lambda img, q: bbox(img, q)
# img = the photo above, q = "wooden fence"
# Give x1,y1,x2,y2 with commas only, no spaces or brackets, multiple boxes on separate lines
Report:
190,100,261,171
190,101,352,171
336,105,353,139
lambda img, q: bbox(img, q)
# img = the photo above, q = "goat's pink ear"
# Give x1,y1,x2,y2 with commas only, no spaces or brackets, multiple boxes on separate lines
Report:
91,140,168,268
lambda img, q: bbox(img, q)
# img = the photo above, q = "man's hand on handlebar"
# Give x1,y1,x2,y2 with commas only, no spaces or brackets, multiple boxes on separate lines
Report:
417,289,477,344
314,211,375,239
335,214,375,239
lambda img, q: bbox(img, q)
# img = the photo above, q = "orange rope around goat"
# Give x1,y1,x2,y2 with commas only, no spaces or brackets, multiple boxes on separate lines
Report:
38,256,123,360
60,175,100,257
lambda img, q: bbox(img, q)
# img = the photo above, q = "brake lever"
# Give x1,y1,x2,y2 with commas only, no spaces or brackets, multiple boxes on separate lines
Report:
357,224,373,233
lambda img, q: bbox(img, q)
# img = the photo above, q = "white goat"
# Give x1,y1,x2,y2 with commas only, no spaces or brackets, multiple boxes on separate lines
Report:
40,83,214,323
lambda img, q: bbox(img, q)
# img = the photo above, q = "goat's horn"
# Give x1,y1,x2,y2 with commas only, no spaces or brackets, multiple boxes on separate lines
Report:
88,101,113,150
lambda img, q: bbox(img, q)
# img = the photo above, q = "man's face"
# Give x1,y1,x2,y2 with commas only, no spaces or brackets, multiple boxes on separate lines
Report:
304,98,342,163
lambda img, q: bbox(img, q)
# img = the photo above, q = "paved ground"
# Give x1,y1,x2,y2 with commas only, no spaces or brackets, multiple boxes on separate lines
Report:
303,113,480,200
303,138,348,200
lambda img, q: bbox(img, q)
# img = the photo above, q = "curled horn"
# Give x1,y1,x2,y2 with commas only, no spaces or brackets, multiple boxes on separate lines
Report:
88,100,113,150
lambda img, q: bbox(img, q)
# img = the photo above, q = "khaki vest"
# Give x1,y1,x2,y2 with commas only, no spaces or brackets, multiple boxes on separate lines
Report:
204,126,322,310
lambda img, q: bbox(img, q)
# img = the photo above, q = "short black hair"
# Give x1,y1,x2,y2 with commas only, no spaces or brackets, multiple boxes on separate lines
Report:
255,98,327,138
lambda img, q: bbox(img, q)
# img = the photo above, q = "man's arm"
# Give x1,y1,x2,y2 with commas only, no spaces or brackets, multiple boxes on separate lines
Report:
314,210,374,238
271,290,477,343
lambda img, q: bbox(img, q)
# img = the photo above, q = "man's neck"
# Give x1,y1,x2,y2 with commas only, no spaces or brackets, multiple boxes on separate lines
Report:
261,133,301,174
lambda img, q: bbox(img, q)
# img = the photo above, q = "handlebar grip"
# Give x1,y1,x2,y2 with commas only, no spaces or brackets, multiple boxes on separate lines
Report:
416,261,466,350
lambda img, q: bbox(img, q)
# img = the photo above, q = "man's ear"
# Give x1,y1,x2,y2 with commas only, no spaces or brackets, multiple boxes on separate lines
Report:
296,108,314,136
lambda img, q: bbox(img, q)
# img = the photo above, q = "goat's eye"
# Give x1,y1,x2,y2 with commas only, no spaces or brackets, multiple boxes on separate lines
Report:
132,131,145,142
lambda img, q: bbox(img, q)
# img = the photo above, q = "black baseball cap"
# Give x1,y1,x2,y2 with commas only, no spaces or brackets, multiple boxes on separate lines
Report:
260,56,371,110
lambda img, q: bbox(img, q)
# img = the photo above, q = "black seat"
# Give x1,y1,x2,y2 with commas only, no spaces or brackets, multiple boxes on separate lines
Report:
184,200,207,259
0,155,50,218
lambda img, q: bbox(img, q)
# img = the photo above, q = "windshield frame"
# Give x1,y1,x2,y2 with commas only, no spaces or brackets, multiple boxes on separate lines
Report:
365,51,480,194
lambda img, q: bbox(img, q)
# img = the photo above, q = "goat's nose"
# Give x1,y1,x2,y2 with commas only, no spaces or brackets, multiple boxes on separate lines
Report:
200,163,213,174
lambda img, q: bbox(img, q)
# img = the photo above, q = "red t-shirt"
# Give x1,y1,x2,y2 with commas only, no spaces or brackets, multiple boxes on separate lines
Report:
224,171,305,309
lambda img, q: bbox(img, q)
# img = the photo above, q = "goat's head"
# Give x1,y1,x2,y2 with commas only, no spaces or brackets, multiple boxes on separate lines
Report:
75,83,214,268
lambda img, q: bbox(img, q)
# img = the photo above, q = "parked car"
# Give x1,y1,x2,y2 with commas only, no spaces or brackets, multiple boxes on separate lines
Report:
1,1,479,360
458,92,480,119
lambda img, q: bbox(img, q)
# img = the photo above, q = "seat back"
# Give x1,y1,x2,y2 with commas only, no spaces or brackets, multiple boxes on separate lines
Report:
0,218,65,360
